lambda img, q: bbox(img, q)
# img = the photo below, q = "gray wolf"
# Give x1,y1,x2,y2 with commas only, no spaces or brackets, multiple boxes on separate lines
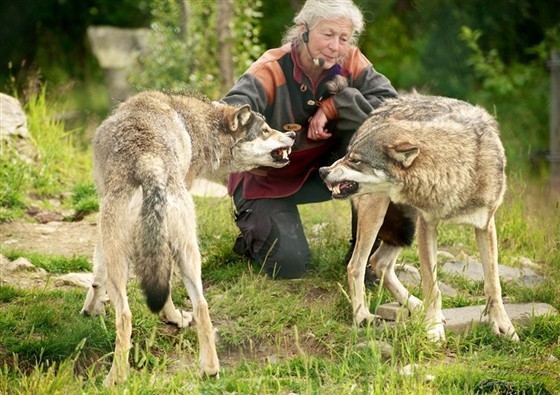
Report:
319,92,518,342
80,91,295,385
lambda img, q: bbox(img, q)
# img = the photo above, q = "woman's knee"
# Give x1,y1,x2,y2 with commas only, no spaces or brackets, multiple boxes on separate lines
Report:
260,243,310,279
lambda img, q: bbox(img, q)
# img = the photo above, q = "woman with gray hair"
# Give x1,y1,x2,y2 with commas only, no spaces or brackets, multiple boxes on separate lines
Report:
222,0,396,279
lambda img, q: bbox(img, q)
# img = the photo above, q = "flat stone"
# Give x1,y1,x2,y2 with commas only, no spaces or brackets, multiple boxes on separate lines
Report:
443,303,557,334
376,302,557,334
376,302,410,321
441,260,544,287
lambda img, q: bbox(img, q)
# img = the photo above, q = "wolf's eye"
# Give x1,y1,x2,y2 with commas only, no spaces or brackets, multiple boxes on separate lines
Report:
348,157,362,166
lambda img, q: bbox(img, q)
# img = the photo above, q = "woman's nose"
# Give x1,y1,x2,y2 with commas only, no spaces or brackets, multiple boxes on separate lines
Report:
328,38,340,51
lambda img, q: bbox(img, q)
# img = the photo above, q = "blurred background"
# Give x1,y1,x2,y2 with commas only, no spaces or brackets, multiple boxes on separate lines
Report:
1,0,559,177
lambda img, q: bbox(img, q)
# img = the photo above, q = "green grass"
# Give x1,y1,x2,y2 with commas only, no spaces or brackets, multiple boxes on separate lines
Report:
1,185,559,394
0,85,93,222
1,84,559,393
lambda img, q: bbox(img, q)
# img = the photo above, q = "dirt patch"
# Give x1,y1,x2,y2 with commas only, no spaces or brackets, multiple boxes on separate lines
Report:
0,219,98,259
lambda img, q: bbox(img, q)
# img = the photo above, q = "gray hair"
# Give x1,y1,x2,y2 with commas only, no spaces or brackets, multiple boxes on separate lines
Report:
282,0,364,46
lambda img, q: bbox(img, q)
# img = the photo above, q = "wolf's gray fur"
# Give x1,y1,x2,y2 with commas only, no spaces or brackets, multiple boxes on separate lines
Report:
81,91,294,385
320,93,518,343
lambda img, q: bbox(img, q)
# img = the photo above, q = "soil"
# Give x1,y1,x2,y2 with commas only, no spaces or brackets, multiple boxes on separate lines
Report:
0,218,98,259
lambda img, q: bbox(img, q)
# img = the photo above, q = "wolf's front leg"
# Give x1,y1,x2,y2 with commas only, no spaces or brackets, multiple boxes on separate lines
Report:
417,217,446,342
475,220,519,341
348,195,390,325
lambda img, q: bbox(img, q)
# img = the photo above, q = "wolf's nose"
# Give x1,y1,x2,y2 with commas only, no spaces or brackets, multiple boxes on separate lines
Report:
318,167,328,179
285,131,296,140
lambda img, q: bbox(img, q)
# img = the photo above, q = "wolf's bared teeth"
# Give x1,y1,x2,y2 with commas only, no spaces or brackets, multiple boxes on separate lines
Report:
282,149,288,160
333,185,340,195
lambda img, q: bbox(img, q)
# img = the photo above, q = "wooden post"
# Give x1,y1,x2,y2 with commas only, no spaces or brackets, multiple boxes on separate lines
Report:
548,50,560,193
217,0,234,98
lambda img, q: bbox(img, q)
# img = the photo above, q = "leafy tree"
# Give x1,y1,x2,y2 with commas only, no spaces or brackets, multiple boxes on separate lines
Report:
128,0,264,100
0,0,152,88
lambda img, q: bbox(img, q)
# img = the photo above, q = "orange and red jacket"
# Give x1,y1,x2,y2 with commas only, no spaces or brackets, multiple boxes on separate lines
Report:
222,41,397,199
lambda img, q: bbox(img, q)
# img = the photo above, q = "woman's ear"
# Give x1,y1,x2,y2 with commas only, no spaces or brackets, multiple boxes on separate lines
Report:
301,24,309,43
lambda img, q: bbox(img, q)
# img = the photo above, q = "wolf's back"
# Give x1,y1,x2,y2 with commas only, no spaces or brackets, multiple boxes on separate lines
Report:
133,154,173,313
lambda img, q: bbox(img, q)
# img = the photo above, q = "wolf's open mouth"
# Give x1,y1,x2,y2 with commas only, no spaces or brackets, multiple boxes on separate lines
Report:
326,180,358,199
271,147,292,163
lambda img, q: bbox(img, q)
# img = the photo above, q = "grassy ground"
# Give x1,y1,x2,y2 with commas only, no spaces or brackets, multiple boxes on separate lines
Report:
1,85,559,393
1,183,559,394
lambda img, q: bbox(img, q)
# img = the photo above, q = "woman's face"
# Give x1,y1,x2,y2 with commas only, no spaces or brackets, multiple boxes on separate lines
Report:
304,18,353,69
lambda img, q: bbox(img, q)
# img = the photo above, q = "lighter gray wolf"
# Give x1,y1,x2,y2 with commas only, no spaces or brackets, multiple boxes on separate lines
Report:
80,90,295,386
319,92,519,343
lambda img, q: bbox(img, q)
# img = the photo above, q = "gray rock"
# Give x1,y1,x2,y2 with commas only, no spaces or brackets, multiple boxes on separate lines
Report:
376,301,558,335
87,25,150,107
54,272,93,289
441,260,544,287
443,302,557,334
0,93,38,163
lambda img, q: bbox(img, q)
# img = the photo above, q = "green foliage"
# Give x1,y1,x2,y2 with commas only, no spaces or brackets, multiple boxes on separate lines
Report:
459,25,559,175
71,183,99,219
0,0,152,88
0,250,92,273
24,86,92,196
0,155,30,222
129,0,265,100
0,85,94,221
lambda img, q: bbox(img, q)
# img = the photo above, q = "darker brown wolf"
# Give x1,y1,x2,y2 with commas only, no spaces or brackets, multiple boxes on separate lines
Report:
80,91,295,386
320,93,518,343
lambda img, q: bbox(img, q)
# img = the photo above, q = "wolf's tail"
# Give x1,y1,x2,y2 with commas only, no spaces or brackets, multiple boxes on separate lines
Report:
134,155,172,313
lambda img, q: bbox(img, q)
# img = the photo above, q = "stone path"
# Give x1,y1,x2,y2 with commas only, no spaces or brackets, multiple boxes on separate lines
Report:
376,257,557,332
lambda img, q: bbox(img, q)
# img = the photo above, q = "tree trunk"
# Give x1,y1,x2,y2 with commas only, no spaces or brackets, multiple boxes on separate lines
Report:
216,0,234,97
179,1,189,44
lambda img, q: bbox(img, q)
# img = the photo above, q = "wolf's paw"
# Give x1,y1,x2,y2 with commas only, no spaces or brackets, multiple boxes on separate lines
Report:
488,308,519,341
354,310,381,327
161,309,193,328
406,295,423,313
491,319,519,341
104,365,128,387
427,323,446,343
200,358,220,379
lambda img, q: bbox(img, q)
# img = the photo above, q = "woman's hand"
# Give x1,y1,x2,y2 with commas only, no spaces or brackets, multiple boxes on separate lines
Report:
307,108,332,141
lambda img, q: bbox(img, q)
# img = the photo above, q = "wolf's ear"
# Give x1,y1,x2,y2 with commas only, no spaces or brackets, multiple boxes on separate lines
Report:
229,105,252,131
385,141,419,168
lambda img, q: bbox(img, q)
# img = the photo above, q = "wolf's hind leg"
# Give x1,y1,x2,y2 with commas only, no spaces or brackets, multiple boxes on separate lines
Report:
372,243,422,313
160,294,193,328
103,241,132,386
81,235,108,317
476,218,519,341
175,239,219,377
170,193,219,378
